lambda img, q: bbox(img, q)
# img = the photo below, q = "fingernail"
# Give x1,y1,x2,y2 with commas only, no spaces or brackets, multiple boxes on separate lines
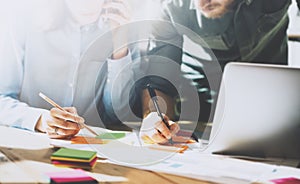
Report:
166,133,171,139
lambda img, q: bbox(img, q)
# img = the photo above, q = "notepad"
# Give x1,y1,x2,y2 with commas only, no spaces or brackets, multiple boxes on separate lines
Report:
51,157,98,170
271,177,300,184
51,148,97,170
51,148,97,161
46,169,98,184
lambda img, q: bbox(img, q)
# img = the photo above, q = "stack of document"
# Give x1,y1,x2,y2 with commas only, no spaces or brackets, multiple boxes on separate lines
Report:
51,148,97,170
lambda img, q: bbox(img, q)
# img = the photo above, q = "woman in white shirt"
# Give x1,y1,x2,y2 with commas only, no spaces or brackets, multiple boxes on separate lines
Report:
0,0,139,139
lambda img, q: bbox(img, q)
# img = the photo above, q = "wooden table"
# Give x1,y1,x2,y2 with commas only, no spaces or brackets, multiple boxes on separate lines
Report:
0,146,216,184
0,124,218,184
1,126,299,184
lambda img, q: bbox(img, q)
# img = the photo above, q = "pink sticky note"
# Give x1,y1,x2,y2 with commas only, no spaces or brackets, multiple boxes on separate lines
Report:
46,169,96,183
271,177,300,184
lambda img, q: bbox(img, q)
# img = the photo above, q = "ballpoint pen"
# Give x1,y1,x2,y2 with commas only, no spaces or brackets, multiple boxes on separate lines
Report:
146,84,174,144
38,92,98,137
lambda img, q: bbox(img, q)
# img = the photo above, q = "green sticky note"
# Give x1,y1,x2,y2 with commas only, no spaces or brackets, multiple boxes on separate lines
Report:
51,148,96,160
96,133,125,140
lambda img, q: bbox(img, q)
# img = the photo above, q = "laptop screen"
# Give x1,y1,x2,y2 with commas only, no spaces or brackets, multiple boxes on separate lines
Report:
206,62,300,159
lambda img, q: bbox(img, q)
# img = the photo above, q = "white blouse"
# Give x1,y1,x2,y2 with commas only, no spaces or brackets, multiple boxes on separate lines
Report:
0,2,139,131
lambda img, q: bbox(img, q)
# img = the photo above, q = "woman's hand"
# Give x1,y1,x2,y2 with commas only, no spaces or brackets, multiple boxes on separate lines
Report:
36,107,84,139
101,0,132,59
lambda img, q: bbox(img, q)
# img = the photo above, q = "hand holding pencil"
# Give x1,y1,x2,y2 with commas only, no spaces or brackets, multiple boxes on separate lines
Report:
36,93,96,139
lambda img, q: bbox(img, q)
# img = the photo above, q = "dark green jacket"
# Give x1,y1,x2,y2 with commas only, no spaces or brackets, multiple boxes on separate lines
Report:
146,0,291,96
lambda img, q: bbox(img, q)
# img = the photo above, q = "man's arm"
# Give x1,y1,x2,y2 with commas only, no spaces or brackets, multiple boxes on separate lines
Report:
139,2,184,143
262,0,291,13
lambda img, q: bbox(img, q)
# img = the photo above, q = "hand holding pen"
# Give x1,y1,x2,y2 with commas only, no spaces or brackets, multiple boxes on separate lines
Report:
140,85,180,144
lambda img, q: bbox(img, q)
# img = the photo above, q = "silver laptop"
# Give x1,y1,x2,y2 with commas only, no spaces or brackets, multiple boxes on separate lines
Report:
205,62,300,159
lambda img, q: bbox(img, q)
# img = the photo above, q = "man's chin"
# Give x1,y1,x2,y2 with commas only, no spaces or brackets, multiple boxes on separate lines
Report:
200,9,228,19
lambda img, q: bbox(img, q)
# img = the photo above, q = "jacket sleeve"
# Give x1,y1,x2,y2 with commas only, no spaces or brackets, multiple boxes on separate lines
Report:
262,0,291,13
143,2,183,97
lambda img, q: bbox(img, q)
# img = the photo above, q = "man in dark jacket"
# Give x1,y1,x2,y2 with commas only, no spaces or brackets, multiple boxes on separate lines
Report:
140,0,291,143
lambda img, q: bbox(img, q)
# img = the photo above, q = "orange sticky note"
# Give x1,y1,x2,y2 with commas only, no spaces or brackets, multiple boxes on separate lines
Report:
71,136,103,144
171,136,196,144
149,144,189,154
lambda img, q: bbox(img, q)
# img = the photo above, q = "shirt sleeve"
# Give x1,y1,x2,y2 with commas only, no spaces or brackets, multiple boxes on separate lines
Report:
102,49,134,121
0,95,49,131
0,7,47,132
106,50,133,86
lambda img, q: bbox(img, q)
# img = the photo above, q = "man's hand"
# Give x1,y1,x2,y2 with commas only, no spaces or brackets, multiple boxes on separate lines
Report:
36,107,84,139
140,112,180,144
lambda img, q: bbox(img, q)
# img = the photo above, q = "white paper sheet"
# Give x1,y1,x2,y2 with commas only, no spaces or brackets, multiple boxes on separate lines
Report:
49,126,300,183
2,126,298,184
